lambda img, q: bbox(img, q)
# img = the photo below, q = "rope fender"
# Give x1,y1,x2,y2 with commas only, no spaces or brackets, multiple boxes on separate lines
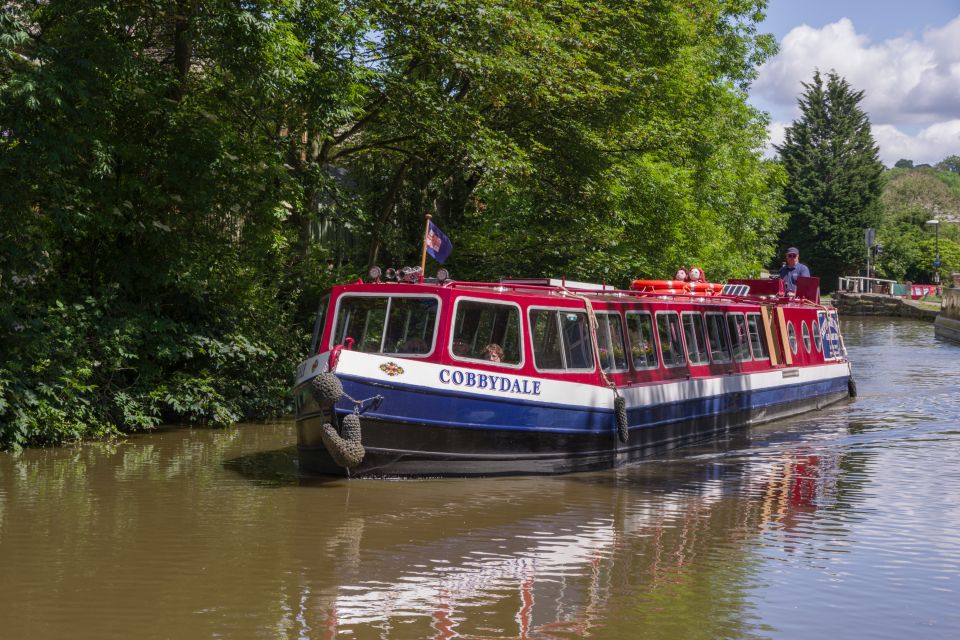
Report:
614,395,629,444
557,287,629,445
321,413,365,469
310,372,382,469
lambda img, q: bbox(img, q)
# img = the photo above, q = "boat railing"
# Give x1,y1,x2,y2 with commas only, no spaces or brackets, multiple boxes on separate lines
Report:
838,276,898,294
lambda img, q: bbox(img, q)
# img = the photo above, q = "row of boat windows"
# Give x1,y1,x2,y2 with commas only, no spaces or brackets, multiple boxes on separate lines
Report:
594,309,770,372
787,318,823,356
328,295,818,372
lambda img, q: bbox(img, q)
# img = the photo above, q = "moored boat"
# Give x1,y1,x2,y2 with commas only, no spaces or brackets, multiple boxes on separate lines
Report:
292,270,852,477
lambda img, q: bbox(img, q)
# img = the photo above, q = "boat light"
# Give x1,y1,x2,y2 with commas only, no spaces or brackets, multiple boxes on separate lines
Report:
384,267,398,281
399,266,422,283
368,266,382,282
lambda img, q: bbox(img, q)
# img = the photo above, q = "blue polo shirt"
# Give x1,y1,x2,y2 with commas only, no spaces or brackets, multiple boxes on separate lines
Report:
779,262,811,293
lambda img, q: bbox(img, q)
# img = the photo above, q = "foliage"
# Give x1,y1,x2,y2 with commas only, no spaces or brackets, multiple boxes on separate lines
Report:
936,155,960,174
0,1,310,449
775,71,884,289
284,0,784,284
874,164,960,282
0,0,782,449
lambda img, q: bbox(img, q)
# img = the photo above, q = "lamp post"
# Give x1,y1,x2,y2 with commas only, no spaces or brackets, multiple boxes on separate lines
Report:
925,219,941,284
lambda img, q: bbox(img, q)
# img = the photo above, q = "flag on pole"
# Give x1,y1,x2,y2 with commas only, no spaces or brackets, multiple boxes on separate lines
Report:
425,220,453,264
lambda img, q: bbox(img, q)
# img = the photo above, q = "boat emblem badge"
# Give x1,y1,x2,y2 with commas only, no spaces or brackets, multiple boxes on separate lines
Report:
310,360,319,373
379,362,405,377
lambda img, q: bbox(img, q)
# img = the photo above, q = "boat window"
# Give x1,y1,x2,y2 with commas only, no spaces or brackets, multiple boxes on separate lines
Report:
529,309,595,371
830,310,846,356
801,321,812,353
656,312,687,368
561,311,594,369
530,309,564,369
332,295,439,355
813,319,822,352
681,312,709,365
705,313,732,363
597,312,628,372
746,313,769,360
626,312,658,369
787,321,798,354
818,310,844,359
451,299,522,365
726,313,752,362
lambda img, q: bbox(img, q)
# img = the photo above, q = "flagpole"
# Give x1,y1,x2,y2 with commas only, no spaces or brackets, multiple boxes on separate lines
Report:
419,213,432,277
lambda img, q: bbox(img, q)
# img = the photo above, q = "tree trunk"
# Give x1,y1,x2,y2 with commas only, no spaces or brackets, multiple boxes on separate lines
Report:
172,1,196,101
367,162,410,268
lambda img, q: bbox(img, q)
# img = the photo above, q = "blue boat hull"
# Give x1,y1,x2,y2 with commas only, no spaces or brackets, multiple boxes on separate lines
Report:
294,373,850,477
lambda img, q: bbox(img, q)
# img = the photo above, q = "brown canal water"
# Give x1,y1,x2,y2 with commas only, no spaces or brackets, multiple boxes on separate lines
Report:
2,317,960,640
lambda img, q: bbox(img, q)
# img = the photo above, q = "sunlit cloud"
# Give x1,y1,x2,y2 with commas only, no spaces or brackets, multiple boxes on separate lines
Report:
754,16,960,165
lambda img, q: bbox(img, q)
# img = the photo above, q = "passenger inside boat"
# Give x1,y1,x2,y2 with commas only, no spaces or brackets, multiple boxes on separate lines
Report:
483,343,504,362
401,337,430,354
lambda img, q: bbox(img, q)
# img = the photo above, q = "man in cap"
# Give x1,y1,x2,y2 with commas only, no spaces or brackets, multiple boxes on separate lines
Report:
778,247,811,294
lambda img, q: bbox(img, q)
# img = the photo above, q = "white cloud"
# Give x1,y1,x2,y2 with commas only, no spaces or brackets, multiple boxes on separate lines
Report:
754,15,960,164
763,121,787,159
873,121,960,166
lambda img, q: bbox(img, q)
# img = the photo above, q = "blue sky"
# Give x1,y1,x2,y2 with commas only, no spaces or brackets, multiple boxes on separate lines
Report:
750,0,960,165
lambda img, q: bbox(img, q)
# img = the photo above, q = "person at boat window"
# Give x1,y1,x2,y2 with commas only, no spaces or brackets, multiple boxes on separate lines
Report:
673,267,689,282
452,339,471,356
401,337,429,354
483,343,504,363
778,247,811,294
689,266,705,283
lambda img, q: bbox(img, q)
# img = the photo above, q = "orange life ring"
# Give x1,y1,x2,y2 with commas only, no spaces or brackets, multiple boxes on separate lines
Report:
630,279,686,290
630,280,722,295
685,282,721,294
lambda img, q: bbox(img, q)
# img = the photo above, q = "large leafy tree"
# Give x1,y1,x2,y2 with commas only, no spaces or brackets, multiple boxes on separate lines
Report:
291,0,784,283
775,71,884,288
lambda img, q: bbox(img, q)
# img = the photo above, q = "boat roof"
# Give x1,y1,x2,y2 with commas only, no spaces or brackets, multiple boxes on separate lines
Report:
332,277,825,309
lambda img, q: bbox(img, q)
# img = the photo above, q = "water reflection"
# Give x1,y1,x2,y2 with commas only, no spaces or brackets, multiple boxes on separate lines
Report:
2,318,960,639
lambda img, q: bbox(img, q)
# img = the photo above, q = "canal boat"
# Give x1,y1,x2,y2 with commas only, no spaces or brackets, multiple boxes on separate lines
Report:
292,269,852,477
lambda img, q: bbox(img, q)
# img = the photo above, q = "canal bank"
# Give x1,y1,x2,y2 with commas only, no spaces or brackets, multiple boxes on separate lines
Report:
831,291,939,321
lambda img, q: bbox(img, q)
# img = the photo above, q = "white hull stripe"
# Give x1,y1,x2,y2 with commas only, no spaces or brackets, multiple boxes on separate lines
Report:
296,351,851,411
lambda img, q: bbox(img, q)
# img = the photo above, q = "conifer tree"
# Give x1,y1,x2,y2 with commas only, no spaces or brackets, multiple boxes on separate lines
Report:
776,71,884,288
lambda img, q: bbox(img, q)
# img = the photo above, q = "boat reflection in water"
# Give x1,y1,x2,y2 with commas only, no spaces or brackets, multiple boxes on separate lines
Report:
283,434,856,639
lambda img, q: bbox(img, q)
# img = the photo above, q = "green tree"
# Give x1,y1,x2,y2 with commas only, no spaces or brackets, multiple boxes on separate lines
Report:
342,0,785,283
936,155,960,174
775,71,884,289
894,159,914,169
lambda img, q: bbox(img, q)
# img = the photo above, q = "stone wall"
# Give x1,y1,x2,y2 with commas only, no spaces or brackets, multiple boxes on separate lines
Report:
935,288,960,342
941,286,960,319
832,292,939,321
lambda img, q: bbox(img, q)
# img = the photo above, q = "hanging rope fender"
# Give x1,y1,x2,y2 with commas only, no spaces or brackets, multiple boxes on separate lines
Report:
558,288,630,444
310,372,383,469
